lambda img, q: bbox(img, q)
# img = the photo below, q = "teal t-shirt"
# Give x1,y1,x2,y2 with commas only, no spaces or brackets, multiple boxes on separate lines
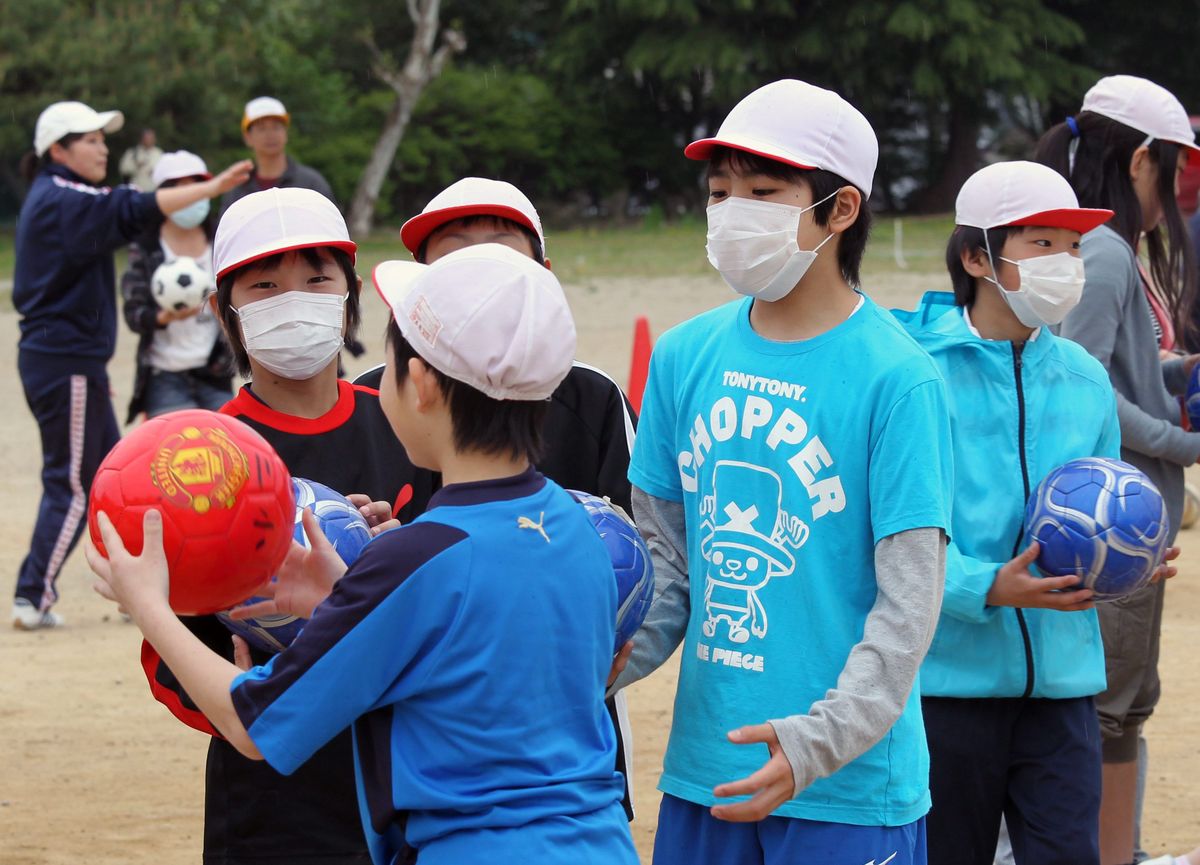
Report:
629,295,953,826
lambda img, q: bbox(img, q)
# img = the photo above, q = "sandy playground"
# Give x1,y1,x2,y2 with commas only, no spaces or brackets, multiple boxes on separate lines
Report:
1,265,1199,863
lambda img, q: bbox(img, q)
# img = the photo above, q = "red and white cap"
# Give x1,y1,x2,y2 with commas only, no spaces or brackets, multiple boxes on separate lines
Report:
242,96,290,132
956,161,1113,234
684,79,879,197
1082,75,1200,161
373,243,575,401
152,150,212,188
214,188,356,281
34,101,124,156
400,177,544,255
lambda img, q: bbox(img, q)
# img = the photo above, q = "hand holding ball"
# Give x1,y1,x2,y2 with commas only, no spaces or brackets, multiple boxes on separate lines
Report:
87,410,294,615
1024,457,1170,601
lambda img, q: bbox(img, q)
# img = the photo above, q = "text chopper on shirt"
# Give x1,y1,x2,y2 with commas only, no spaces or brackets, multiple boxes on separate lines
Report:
629,295,951,825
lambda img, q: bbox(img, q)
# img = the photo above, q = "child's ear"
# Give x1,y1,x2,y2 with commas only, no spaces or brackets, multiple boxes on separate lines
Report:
409,358,442,411
543,257,552,272
827,187,862,235
961,246,992,279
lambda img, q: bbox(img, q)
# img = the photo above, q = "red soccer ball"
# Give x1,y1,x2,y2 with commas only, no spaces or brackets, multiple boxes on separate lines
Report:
87,409,295,615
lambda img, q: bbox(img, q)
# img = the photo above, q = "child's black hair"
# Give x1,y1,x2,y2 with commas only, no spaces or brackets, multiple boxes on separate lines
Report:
19,132,84,183
944,225,1018,308
215,247,361,377
706,146,873,287
415,215,544,265
386,318,547,464
1036,111,1196,345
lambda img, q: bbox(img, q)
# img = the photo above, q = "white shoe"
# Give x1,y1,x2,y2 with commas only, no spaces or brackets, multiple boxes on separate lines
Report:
12,599,64,631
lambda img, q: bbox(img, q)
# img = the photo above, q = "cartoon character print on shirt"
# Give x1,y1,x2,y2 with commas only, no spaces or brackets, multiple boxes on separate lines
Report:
699,461,808,643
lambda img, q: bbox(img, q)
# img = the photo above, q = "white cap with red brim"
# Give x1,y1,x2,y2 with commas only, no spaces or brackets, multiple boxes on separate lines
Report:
214,188,356,281
956,161,1113,234
400,177,545,255
152,151,212,188
373,243,575,401
684,79,879,197
1082,75,1200,164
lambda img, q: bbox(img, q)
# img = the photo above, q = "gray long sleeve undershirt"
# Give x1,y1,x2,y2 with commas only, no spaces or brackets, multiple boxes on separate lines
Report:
616,485,946,797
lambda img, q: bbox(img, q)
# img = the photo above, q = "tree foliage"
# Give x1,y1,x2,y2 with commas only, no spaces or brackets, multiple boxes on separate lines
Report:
1,0,1198,220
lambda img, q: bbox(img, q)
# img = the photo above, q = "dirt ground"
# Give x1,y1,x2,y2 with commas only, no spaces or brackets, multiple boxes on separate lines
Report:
1,270,1198,863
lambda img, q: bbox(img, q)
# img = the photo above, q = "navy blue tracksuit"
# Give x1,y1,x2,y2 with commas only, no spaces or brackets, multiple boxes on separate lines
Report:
13,164,160,610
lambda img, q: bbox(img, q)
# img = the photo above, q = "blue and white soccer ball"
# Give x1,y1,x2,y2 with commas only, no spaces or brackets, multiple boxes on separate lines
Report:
1024,457,1170,602
569,491,654,653
1186,364,1200,431
217,477,373,652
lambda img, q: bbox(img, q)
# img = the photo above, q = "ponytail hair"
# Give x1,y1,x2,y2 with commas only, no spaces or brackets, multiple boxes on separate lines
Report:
1035,111,1196,346
18,132,86,184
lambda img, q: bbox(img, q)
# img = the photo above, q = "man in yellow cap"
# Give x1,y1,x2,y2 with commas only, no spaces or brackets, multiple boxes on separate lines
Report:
221,96,335,215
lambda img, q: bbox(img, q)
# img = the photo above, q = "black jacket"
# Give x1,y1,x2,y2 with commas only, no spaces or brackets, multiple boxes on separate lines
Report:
119,228,233,423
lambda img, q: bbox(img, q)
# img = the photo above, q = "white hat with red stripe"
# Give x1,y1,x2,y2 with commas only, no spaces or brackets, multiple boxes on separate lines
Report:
1082,75,1200,160
956,161,1113,234
214,188,356,281
373,243,575,401
152,151,212,188
684,79,879,197
400,177,544,255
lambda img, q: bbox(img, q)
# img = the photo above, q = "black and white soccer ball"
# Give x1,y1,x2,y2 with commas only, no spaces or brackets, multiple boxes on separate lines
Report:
151,256,212,313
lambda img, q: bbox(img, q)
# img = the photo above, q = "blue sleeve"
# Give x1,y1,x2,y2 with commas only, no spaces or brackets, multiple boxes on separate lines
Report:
58,183,160,262
230,521,469,775
941,544,1003,623
1096,387,1122,460
869,378,954,543
628,336,684,502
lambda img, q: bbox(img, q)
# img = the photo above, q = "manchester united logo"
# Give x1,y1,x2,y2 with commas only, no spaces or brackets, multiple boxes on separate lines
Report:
150,426,249,514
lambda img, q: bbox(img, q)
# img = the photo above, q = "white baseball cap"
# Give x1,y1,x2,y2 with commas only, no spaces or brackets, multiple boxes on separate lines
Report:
373,243,576,401
152,151,212,188
400,177,545,255
34,101,124,157
684,79,879,197
956,161,1113,234
1082,75,1200,161
242,96,290,133
214,188,356,281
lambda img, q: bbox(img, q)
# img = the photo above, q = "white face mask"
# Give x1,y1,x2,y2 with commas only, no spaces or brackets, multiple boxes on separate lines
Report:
984,236,1085,329
234,290,347,380
706,192,839,302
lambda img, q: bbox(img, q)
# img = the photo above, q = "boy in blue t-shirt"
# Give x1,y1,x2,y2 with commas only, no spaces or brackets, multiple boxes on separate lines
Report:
87,243,639,865
613,79,953,864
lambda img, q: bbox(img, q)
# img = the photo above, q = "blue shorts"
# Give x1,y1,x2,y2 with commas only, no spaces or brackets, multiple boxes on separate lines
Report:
653,794,926,865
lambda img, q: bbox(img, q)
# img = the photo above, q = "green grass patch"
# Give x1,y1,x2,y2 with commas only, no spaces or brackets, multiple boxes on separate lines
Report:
0,212,957,302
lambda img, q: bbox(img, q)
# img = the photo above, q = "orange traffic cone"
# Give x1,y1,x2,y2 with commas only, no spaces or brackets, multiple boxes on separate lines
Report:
628,316,653,415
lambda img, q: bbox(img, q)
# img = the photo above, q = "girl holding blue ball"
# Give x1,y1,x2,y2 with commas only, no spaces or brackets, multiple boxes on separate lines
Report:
894,159,1176,865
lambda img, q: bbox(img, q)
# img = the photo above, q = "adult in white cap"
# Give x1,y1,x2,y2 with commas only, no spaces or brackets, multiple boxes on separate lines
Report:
1035,75,1200,865
89,242,640,865
611,79,953,865
140,185,436,864
120,150,233,425
892,159,1153,865
117,127,162,192
10,100,251,631
220,95,335,217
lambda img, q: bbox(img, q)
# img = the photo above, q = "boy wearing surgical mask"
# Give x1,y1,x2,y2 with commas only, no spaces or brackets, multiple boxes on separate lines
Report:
612,80,953,865
141,187,435,865
891,161,1178,865
121,151,233,421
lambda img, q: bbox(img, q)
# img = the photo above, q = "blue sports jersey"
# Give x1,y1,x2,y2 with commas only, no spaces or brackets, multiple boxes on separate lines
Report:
231,468,637,865
629,295,953,826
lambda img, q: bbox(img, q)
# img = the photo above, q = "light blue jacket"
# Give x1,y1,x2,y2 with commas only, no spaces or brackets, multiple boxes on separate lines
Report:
893,292,1118,699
